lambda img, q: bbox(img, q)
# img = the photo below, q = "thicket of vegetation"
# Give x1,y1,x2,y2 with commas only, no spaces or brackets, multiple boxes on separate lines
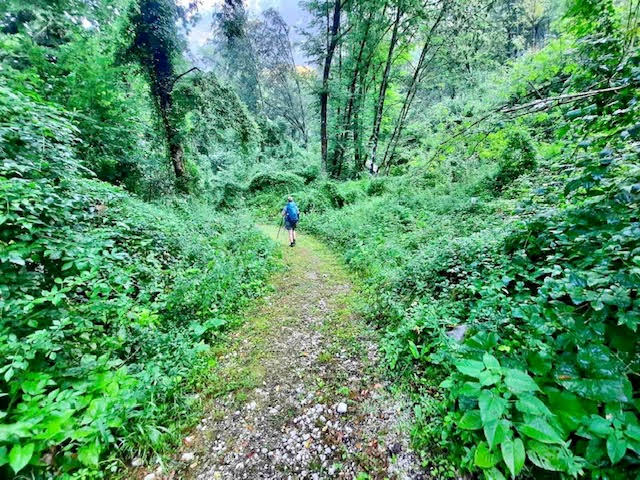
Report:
0,1,280,477
1,0,638,478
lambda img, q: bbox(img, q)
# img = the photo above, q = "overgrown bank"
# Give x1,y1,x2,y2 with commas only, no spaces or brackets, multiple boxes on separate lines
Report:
0,88,278,478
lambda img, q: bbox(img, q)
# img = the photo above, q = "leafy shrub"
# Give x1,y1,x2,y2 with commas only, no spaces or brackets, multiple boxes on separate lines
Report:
295,162,322,184
213,178,247,209
247,170,305,194
337,181,367,206
320,181,345,208
289,188,332,215
440,140,640,479
0,87,277,478
320,180,367,208
493,128,537,190
366,177,387,196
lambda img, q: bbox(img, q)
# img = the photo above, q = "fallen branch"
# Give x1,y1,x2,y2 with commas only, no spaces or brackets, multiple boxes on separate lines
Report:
431,82,635,160
499,84,631,115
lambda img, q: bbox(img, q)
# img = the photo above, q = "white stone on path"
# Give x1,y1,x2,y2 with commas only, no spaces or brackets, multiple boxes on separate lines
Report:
181,452,195,462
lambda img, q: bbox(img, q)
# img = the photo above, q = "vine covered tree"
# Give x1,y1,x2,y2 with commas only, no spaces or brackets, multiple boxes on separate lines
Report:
125,0,195,180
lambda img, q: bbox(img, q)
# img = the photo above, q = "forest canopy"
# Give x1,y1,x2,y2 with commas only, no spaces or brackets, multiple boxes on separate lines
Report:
0,0,639,478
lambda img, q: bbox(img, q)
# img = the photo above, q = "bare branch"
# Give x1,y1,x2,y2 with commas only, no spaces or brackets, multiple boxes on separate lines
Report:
499,84,631,115
170,67,201,91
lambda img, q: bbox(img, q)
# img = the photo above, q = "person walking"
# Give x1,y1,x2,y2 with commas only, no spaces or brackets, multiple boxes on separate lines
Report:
282,196,300,247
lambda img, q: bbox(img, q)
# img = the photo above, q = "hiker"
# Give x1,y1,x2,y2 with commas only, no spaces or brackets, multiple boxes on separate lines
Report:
282,196,300,247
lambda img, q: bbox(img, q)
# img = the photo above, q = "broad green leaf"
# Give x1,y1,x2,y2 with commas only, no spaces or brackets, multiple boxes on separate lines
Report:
625,424,640,442
484,467,507,480
483,352,501,370
484,419,509,449
0,422,32,442
628,438,640,456
547,390,589,431
0,446,7,467
504,369,539,394
606,435,626,464
576,345,623,378
585,438,606,463
517,417,564,444
479,390,507,423
465,332,499,350
9,443,34,474
501,437,525,478
439,378,453,389
527,441,564,472
77,440,101,467
8,252,25,266
459,382,481,397
408,341,419,359
479,370,501,387
527,351,552,376
560,377,632,403
586,415,612,437
206,318,226,329
475,441,501,469
459,410,483,430
455,359,485,378
515,394,552,417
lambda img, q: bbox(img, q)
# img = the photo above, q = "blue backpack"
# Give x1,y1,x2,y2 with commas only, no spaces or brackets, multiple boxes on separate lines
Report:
285,202,299,222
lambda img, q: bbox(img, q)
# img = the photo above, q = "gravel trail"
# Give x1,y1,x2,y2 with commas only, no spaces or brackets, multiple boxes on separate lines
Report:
172,226,423,479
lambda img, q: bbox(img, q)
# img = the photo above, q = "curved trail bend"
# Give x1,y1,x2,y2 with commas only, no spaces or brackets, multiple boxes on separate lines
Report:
178,226,421,480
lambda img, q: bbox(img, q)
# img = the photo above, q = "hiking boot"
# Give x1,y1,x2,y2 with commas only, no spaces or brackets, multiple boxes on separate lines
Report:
292,239,296,246
289,242,294,247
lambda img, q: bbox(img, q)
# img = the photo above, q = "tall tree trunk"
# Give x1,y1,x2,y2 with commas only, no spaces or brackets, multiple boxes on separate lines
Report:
380,3,447,171
333,39,344,176
368,3,401,170
155,75,185,178
288,46,308,147
161,103,185,178
320,0,342,172
331,10,373,174
353,77,367,169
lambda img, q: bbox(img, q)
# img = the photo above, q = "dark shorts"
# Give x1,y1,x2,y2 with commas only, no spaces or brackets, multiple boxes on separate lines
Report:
285,219,298,230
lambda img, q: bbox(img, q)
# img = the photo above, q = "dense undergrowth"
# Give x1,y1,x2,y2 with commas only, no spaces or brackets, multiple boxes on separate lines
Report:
2,0,639,478
246,4,640,479
0,88,278,478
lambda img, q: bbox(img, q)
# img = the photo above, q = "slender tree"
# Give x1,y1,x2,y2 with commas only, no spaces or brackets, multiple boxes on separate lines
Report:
381,1,448,169
213,0,262,112
320,0,343,171
330,4,373,175
367,2,402,171
250,9,309,145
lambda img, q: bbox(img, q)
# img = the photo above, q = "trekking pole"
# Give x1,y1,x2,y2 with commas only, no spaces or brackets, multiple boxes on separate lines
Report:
276,217,283,240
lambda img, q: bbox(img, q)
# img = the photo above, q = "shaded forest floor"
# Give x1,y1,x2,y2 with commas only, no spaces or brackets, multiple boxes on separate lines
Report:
162,226,423,479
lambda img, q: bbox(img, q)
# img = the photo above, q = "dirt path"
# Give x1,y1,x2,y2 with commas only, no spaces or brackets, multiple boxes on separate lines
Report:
175,226,422,480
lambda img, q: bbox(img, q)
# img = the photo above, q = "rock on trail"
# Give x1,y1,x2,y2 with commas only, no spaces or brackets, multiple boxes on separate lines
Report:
168,227,424,479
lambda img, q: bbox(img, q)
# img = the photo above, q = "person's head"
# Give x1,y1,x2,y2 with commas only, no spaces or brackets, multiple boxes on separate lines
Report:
287,196,293,203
